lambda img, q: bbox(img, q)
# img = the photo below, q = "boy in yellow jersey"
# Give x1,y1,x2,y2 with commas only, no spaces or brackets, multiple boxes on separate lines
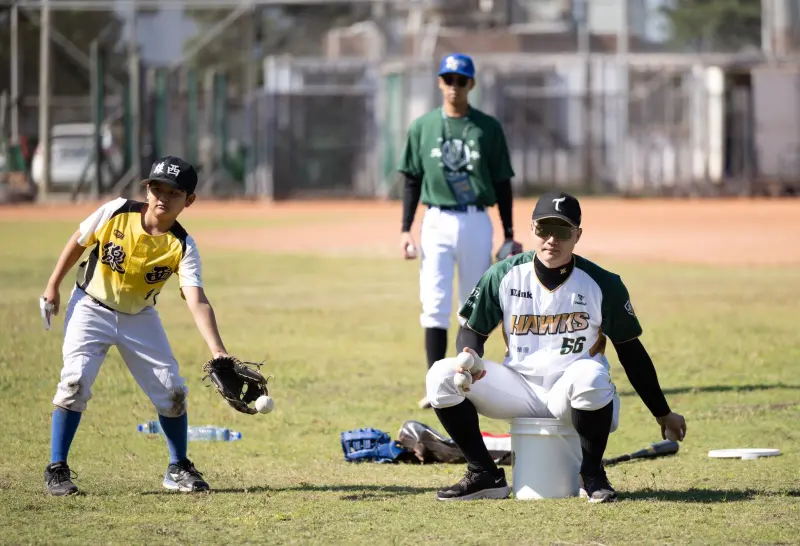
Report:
41,156,230,495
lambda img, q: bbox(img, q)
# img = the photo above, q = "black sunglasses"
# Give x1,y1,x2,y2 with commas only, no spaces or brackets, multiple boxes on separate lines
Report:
442,74,470,88
534,223,576,241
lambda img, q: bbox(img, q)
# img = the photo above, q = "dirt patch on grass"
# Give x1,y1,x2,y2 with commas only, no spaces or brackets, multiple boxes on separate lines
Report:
189,197,800,266
3,197,799,265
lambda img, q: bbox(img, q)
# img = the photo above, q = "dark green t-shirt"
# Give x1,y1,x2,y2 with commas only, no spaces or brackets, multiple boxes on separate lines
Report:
397,106,515,207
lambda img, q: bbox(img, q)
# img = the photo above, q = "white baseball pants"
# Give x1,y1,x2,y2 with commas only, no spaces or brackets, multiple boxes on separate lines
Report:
52,287,188,417
419,206,493,330
426,357,620,432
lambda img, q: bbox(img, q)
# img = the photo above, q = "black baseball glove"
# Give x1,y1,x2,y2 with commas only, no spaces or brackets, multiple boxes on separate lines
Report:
202,356,271,415
495,239,523,262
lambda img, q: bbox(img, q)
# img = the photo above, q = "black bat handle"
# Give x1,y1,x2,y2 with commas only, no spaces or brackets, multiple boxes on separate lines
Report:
603,453,632,466
603,441,679,467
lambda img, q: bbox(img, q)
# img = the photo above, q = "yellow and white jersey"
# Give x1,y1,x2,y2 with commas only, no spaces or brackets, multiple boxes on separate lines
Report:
75,197,203,314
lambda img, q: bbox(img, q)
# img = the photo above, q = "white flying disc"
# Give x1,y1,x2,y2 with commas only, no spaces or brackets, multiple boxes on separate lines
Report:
708,448,781,460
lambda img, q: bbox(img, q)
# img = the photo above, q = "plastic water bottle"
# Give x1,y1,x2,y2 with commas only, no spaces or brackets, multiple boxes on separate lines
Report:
137,420,242,442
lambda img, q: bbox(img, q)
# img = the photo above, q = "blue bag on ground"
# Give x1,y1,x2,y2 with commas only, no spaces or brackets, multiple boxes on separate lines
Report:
340,427,411,463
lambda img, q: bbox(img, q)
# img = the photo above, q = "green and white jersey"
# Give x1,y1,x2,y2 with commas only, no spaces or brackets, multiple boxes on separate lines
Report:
459,252,642,379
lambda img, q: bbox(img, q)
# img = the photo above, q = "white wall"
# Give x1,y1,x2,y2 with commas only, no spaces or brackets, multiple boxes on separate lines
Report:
587,0,648,40
118,7,199,66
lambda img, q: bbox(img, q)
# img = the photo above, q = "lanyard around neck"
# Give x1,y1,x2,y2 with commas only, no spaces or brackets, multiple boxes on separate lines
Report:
441,108,472,142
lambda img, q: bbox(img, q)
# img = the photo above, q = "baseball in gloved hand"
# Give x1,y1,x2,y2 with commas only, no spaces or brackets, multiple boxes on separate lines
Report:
202,355,271,415
495,239,523,262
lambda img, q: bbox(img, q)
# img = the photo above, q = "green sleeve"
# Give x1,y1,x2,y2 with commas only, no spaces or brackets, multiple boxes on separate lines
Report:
458,266,505,336
490,122,515,182
601,278,643,343
398,120,423,178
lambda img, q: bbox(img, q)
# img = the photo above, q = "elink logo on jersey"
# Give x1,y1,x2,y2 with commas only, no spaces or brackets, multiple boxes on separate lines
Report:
510,289,532,299
510,312,590,336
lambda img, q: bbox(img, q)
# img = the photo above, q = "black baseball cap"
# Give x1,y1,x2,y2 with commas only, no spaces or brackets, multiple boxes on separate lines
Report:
532,191,582,227
141,156,198,195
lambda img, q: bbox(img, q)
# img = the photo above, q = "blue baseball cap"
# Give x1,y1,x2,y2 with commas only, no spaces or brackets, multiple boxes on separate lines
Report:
438,53,475,79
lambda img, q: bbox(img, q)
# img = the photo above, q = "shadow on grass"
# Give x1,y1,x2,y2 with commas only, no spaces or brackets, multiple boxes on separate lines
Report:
618,383,800,397
623,488,800,503
141,484,436,497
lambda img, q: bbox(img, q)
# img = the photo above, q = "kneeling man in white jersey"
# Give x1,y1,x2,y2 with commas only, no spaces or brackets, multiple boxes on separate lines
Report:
426,191,686,503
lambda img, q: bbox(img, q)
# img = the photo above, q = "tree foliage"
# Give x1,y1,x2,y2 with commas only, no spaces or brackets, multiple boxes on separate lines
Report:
660,0,762,52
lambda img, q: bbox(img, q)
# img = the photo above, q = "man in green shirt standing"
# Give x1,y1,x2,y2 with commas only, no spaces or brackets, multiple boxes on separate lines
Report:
398,53,522,409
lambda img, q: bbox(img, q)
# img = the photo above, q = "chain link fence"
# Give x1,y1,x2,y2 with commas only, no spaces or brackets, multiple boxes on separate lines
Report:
245,52,765,200
4,3,799,201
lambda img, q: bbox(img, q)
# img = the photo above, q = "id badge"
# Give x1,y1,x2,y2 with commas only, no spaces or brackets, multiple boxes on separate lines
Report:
444,171,477,205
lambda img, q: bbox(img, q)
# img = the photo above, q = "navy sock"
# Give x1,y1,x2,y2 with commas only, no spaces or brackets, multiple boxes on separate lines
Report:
425,328,448,369
434,400,497,474
158,413,188,464
51,407,82,464
571,402,614,475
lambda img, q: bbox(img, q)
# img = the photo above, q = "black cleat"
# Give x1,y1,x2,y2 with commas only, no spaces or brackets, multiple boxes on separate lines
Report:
44,462,79,496
163,459,210,492
436,467,510,501
579,469,617,503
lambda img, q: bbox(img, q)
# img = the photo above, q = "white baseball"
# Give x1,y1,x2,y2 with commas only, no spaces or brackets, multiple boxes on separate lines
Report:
456,351,475,372
454,372,472,392
665,428,681,442
460,350,485,376
255,395,274,414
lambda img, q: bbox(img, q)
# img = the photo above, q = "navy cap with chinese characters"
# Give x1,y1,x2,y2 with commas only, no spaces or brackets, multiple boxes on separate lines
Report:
142,156,198,195
532,191,582,227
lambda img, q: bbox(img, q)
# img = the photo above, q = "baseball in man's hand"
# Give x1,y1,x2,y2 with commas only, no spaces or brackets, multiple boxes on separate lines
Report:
657,411,687,442
455,351,474,371
665,428,682,442
460,348,485,376
454,372,472,392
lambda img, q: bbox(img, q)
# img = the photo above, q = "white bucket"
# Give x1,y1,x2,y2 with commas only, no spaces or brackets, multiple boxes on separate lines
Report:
509,417,583,500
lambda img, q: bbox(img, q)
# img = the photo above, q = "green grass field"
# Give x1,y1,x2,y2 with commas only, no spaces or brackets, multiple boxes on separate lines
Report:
1,217,799,545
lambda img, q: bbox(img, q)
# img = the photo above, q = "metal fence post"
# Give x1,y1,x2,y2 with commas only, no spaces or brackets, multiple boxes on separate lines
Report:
37,0,52,200
153,68,167,160
90,40,105,199
214,71,229,171
187,68,198,167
